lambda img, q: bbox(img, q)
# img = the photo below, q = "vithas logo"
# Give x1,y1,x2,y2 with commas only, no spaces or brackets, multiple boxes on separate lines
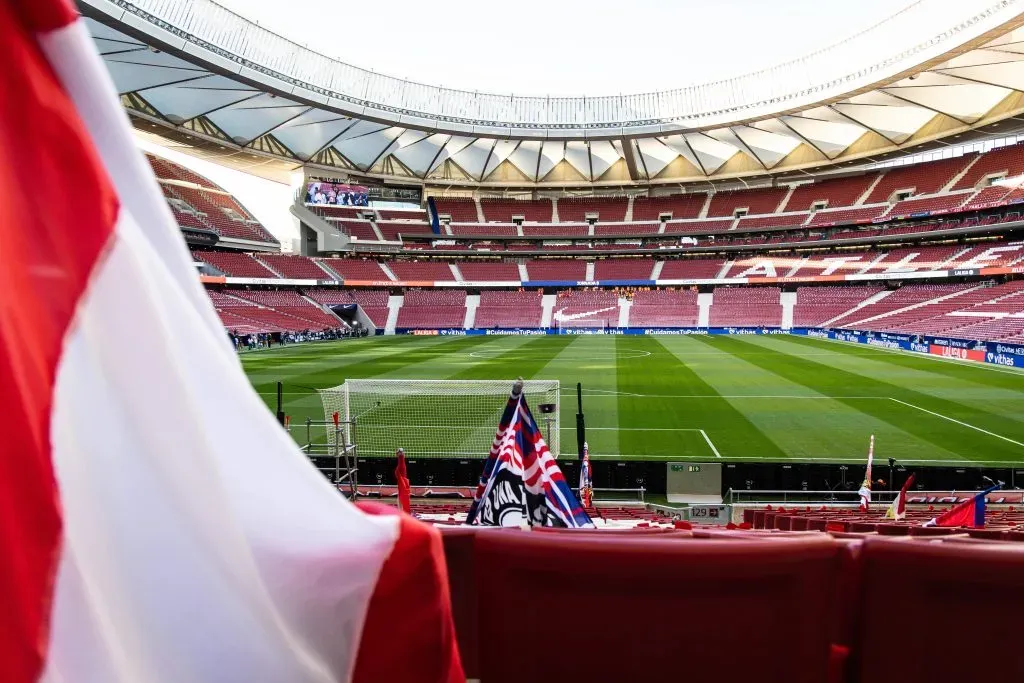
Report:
987,352,1016,367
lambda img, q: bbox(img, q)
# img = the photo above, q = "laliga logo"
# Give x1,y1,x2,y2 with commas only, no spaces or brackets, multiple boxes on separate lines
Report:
987,352,1015,367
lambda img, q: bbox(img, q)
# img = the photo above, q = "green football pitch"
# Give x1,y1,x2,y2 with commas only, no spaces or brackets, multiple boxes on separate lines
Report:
242,334,1024,467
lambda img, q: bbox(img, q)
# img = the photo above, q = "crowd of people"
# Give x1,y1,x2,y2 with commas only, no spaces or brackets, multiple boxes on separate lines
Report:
230,326,368,351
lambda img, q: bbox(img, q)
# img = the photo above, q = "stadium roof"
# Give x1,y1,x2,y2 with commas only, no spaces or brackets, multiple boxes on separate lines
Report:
84,0,1024,187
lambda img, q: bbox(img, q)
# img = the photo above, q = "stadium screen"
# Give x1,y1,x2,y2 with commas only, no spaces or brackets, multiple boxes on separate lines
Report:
305,181,369,206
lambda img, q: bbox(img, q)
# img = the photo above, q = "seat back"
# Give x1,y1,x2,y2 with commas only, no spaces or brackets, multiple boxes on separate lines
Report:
853,538,1024,682
475,532,841,683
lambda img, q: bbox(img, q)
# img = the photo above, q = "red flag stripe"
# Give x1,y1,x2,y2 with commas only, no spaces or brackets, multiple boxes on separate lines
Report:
1,2,118,680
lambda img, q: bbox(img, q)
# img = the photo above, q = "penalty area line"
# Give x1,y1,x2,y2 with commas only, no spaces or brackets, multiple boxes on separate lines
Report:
887,398,1024,449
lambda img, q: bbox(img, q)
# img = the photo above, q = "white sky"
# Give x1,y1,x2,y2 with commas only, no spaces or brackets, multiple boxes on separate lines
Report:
149,0,915,243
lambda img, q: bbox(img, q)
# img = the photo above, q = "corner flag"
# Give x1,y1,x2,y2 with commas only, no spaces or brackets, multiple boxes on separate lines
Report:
858,435,875,512
885,473,916,521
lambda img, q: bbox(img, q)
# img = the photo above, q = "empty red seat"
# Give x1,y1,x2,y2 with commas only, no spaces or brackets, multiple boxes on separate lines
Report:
474,532,841,683
852,538,1024,682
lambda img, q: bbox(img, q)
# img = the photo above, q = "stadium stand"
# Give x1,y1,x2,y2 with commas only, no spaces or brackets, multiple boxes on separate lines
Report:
807,204,888,227
554,289,619,326
865,154,976,202
525,259,588,281
593,222,661,236
194,251,279,278
593,258,655,280
522,224,590,238
737,212,809,230
397,289,467,328
830,283,976,328
792,286,885,327
387,260,456,281
474,290,545,328
953,142,1024,190
456,261,520,281
479,198,552,222
660,259,728,279
631,194,706,220
709,287,782,326
558,196,628,222
781,174,879,211
376,221,433,241
319,258,393,281
433,198,479,222
303,288,390,327
706,187,787,217
663,218,734,234
883,190,974,218
629,289,700,326
449,223,518,237
257,254,331,279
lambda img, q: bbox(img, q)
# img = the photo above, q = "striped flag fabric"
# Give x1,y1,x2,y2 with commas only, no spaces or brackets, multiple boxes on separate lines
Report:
923,484,1001,528
580,441,594,508
466,381,593,528
884,473,916,521
858,435,875,512
0,3,461,682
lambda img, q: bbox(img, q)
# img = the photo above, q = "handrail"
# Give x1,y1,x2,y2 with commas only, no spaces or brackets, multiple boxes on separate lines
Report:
94,0,1020,132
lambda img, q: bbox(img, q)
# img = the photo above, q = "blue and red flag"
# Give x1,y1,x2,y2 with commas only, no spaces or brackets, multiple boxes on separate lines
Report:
466,381,593,528
923,484,1001,528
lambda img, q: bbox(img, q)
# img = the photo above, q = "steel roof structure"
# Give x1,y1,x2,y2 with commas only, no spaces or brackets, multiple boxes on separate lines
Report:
82,0,1024,187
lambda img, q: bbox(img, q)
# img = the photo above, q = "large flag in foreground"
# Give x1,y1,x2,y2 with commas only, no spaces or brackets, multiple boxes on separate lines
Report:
466,381,593,528
923,484,1001,528
0,3,461,682
858,435,875,512
885,473,916,521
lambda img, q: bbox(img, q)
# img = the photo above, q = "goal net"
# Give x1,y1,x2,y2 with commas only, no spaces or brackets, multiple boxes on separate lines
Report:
319,379,561,459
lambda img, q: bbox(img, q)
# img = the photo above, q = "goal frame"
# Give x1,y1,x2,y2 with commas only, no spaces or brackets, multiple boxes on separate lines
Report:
318,379,562,460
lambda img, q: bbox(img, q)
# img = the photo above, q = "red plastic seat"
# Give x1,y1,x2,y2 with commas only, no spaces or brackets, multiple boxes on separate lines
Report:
474,532,841,683
852,538,1024,682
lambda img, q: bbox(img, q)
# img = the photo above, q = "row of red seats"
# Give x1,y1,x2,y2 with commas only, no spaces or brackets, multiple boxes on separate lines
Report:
436,525,1024,682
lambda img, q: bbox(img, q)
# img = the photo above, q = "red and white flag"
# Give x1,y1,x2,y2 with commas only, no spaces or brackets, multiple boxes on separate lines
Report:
885,473,916,521
858,435,875,512
0,3,461,682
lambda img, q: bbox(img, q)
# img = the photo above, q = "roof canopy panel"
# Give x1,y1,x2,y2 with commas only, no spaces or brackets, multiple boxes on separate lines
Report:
84,0,1024,186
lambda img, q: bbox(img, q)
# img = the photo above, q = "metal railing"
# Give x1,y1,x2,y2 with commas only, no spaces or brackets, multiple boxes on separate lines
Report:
95,0,1019,131
726,489,903,506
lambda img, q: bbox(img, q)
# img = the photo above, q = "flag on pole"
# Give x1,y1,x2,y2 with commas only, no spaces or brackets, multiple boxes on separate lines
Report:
858,435,875,512
579,441,594,508
0,3,461,682
395,448,412,514
885,473,916,521
923,484,1001,528
466,380,593,528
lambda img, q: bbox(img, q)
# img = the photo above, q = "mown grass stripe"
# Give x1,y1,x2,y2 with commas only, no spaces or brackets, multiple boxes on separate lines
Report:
718,335,1024,463
615,336,788,460
678,335,962,461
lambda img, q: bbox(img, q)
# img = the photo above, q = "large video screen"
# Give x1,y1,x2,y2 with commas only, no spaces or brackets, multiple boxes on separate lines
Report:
306,181,369,206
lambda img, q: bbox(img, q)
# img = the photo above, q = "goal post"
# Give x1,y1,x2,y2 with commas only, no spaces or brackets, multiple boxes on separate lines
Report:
318,379,561,459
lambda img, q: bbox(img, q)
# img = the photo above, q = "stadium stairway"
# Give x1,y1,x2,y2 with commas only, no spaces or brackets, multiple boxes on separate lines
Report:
385,295,402,334
617,297,632,327
697,292,713,327
378,262,399,281
781,291,796,328
463,295,479,328
540,295,556,327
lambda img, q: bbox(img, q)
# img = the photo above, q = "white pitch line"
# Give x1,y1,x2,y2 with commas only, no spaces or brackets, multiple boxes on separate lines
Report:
582,454,1023,466
559,427,703,431
562,394,889,399
888,398,1024,448
700,429,722,458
